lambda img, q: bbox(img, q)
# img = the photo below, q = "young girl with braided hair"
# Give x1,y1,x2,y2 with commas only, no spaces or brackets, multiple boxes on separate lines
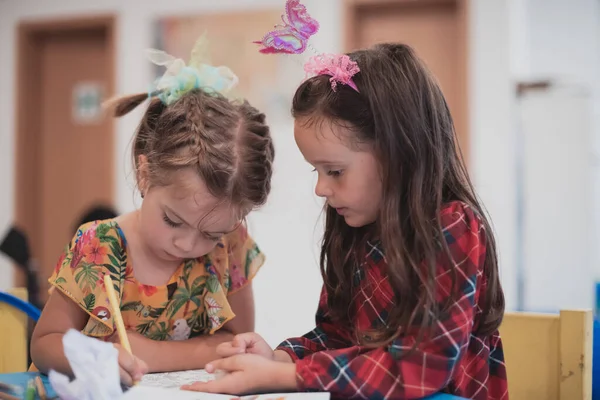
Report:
30,40,275,386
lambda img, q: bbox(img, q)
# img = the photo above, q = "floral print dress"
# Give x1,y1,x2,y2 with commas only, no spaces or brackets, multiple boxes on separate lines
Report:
48,219,265,341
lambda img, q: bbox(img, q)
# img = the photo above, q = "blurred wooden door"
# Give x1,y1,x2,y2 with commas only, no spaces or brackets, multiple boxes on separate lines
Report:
15,16,116,302
345,0,469,164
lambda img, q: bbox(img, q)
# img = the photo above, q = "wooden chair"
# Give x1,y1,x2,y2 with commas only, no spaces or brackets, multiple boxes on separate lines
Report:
500,309,593,400
0,288,29,373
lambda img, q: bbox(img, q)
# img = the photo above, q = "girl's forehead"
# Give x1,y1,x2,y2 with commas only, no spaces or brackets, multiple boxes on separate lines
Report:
157,171,240,227
166,168,211,196
163,189,240,232
296,118,347,145
294,118,362,160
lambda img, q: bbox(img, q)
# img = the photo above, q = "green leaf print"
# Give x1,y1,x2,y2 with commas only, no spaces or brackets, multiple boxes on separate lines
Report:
121,301,143,312
167,273,206,319
99,235,119,248
187,316,199,332
83,293,96,311
108,254,120,269
190,296,202,308
147,321,170,341
74,264,100,291
180,260,194,292
136,320,155,336
207,275,220,293
109,242,121,258
191,275,205,289
119,256,127,284
102,263,119,277
116,247,127,287
63,254,73,268
148,307,165,318
190,276,206,298
102,240,127,294
167,288,190,318
96,223,110,237
187,310,207,334
55,277,67,285
223,270,231,291
245,245,260,278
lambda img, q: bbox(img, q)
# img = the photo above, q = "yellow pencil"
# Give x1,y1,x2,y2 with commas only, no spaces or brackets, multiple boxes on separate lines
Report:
34,376,47,400
104,274,132,353
103,274,138,385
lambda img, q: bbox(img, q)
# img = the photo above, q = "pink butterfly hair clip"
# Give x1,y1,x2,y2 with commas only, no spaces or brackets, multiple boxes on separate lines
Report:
253,0,319,54
304,53,360,92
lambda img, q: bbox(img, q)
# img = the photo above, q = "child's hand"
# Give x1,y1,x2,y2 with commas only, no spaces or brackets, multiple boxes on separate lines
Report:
216,332,274,359
113,343,148,386
181,354,297,395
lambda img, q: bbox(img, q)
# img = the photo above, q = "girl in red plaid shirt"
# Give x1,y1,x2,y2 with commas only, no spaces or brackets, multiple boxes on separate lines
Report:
184,43,508,399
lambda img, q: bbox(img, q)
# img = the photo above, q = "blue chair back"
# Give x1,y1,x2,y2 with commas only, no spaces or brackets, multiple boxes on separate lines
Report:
0,291,41,321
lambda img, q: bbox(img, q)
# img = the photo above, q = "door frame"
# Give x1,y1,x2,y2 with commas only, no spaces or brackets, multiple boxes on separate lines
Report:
342,0,470,165
14,15,116,286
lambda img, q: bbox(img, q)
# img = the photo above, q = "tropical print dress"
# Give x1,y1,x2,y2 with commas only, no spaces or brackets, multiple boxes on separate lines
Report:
48,219,265,341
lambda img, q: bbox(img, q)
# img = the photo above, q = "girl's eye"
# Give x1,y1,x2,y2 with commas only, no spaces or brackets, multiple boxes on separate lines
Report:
206,235,222,242
163,214,182,228
312,168,342,177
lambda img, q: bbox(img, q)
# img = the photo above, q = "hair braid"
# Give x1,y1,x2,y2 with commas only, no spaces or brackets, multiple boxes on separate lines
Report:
106,88,274,219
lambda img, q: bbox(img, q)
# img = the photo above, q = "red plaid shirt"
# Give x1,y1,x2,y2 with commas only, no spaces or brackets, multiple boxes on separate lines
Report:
277,202,508,399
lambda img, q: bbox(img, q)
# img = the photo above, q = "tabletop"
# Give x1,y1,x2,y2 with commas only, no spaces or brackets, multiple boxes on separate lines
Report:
0,372,467,399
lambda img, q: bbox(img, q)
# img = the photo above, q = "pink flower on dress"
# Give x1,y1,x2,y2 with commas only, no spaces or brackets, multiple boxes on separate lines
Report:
55,252,67,274
97,274,106,290
138,284,158,297
228,263,248,292
124,263,136,284
83,237,108,265
71,223,99,268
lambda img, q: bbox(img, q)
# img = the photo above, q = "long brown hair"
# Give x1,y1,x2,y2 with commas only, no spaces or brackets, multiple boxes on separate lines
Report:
106,89,274,218
292,43,504,345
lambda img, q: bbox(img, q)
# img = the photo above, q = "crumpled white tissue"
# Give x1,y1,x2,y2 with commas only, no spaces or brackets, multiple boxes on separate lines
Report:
48,328,125,400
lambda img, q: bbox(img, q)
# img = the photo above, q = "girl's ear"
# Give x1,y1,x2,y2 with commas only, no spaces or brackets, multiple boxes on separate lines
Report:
137,154,150,198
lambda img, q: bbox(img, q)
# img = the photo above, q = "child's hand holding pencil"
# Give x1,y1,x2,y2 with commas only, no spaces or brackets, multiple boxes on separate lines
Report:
104,275,149,387
113,342,148,386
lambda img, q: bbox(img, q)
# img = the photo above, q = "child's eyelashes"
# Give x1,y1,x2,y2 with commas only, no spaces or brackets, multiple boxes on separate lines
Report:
163,212,222,241
163,214,182,228
311,168,343,177
204,233,222,242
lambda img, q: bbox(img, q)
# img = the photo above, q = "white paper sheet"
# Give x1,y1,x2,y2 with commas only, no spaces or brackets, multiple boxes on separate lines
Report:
140,369,217,389
122,386,232,400
123,385,330,400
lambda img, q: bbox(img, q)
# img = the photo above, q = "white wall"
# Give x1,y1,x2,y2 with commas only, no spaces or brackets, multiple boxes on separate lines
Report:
1,0,598,343
520,87,594,311
510,0,600,311
470,0,517,310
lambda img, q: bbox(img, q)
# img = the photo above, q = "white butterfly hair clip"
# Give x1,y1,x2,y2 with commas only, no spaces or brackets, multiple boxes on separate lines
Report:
146,33,239,105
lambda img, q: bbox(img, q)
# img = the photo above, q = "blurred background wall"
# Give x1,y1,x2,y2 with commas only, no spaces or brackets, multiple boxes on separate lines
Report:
0,0,599,347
